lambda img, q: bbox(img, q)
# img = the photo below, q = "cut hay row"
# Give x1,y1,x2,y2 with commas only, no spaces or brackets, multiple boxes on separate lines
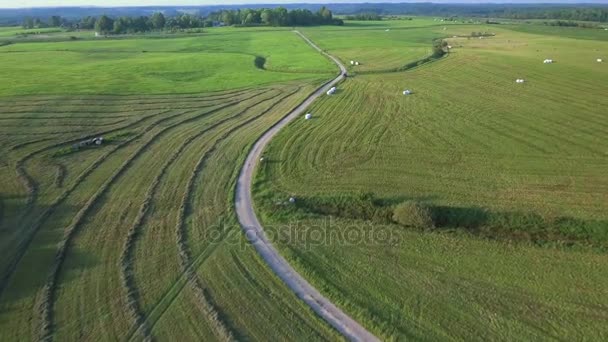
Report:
0,87,254,108
174,84,344,340
8,103,202,224
119,88,291,340
0,89,262,274
173,87,303,330
0,100,241,116
37,91,273,340
33,96,263,341
53,163,66,189
0,109,187,292
9,138,53,151
0,89,254,119
0,120,128,128
0,116,131,120
169,90,305,341
11,109,172,216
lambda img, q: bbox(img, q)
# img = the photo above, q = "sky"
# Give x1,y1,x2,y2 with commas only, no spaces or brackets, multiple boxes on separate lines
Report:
2,0,605,8
5,1,404,9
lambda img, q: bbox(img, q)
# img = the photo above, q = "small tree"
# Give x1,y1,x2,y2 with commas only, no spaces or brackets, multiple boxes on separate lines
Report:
151,12,166,30
95,15,114,34
49,15,62,27
22,17,34,29
432,40,446,58
261,9,273,25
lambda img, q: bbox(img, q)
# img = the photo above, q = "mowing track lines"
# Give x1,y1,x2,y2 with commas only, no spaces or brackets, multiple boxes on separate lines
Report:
12,108,174,224
10,94,237,226
171,89,301,341
35,90,268,341
0,87,251,108
1,95,253,116
0,121,129,128
139,86,302,340
0,108,185,296
120,88,292,341
236,31,380,342
9,138,53,151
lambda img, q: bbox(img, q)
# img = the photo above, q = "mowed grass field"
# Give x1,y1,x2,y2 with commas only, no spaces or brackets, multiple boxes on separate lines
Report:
0,29,342,340
255,23,608,339
0,30,335,95
300,19,453,73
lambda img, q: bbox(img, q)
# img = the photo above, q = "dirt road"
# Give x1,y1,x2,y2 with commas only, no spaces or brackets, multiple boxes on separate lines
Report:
234,31,379,341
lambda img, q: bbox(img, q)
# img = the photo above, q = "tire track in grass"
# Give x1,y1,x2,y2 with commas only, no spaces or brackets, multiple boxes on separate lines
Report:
120,89,291,341
138,87,303,340
35,90,268,341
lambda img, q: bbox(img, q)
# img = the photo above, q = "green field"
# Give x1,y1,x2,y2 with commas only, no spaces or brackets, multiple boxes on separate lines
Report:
0,28,341,340
254,23,608,339
1,17,607,341
0,30,335,95
301,19,455,72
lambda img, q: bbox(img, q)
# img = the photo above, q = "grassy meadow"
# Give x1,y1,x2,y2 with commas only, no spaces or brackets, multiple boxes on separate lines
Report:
300,19,454,73
1,16,607,341
254,22,608,340
0,30,335,95
0,28,341,341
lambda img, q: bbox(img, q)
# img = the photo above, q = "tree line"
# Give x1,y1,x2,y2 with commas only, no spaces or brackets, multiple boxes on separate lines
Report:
343,13,382,21
21,6,342,34
92,13,207,34
499,8,608,22
23,13,205,33
206,7,342,27
22,15,64,29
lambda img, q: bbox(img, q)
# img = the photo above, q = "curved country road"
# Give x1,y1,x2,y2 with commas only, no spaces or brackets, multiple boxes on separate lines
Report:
235,31,379,341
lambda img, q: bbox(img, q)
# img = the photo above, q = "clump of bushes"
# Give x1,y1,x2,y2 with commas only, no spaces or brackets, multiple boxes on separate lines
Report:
392,201,435,229
431,39,447,58
258,190,607,250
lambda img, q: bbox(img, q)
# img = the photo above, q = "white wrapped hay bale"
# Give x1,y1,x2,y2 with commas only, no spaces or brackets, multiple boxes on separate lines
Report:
305,113,312,120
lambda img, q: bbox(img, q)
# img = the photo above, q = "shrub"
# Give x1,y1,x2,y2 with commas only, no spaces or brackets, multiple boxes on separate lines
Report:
392,201,434,228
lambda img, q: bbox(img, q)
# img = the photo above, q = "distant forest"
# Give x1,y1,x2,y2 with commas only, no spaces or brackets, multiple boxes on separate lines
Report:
2,4,608,27
18,7,342,34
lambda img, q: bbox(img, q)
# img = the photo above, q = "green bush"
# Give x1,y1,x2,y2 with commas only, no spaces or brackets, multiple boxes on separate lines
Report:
392,201,434,228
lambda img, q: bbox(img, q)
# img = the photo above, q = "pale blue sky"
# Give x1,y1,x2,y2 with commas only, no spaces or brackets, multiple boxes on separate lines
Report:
3,0,404,9
2,0,605,9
